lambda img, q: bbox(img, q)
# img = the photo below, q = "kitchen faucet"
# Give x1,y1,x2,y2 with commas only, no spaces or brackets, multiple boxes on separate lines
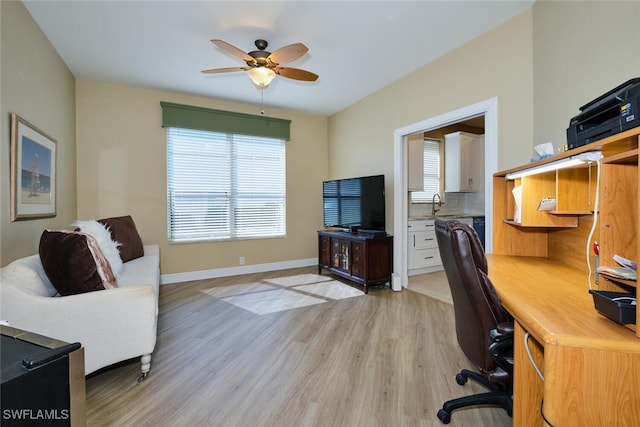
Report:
432,193,442,217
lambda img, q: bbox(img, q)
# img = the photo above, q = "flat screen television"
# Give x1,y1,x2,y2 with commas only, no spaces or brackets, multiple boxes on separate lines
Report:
322,174,385,232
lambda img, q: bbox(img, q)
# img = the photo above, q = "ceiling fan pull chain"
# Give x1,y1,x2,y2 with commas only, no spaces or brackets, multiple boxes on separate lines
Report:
260,88,265,115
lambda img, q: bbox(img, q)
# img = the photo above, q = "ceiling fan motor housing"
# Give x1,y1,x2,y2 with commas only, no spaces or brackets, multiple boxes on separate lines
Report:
254,39,268,50
247,39,272,67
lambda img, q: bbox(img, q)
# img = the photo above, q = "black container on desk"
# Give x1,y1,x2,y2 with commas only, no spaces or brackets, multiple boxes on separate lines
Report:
589,290,637,325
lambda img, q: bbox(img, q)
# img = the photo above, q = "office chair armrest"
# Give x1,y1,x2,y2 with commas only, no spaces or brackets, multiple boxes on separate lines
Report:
496,322,514,335
489,321,514,342
489,335,514,376
488,322,514,376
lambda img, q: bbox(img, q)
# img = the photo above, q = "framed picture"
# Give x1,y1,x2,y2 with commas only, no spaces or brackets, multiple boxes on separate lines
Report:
10,113,57,221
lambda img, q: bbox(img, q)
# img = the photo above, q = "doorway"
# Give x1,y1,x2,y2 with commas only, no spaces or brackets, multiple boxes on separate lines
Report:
392,98,498,289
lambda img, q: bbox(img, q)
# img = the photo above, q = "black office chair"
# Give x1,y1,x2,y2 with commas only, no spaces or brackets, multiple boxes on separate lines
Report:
434,219,514,424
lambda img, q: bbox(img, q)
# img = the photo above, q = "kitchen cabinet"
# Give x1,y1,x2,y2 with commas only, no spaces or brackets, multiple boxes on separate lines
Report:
408,217,476,275
445,132,484,192
408,133,424,191
408,219,442,275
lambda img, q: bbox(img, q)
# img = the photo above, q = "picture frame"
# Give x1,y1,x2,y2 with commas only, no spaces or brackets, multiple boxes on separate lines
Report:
10,113,57,221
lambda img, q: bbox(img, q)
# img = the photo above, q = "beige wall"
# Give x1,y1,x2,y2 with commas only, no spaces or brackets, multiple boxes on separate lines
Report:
3,0,639,274
328,9,535,231
0,1,76,266
328,1,640,234
532,0,640,146
76,81,328,275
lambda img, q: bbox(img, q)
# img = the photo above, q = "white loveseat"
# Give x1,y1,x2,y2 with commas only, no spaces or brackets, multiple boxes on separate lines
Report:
0,244,160,380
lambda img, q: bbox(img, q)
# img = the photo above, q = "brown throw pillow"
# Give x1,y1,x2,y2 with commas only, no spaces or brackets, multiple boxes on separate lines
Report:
39,230,117,296
98,215,144,262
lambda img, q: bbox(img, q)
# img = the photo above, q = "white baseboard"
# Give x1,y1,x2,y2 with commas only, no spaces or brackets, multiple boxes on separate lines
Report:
160,258,318,285
407,265,444,276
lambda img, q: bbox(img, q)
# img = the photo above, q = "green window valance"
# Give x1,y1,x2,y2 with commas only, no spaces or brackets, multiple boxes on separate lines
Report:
160,101,291,141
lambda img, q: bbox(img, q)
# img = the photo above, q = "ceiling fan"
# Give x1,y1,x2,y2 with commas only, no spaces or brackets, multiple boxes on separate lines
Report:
201,39,319,88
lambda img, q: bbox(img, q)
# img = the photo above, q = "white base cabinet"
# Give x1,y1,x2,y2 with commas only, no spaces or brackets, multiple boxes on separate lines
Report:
408,217,475,276
408,219,442,275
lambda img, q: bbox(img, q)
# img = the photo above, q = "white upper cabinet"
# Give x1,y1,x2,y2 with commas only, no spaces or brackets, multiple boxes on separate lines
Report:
407,133,425,191
445,132,484,192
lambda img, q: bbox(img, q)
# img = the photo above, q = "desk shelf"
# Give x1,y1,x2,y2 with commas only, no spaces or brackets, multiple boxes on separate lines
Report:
547,210,594,215
493,127,640,332
504,219,578,228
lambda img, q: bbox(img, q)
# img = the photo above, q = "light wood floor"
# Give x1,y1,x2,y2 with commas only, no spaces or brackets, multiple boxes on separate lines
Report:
85,268,511,426
407,270,453,305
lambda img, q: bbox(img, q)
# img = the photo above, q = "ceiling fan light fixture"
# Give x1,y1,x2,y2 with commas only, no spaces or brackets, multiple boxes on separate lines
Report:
247,67,276,88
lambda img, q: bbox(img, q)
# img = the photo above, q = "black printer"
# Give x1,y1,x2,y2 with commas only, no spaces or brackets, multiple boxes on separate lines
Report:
567,78,640,149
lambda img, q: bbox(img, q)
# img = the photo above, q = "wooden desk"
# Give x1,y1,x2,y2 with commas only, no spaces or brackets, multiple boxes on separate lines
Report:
487,255,640,426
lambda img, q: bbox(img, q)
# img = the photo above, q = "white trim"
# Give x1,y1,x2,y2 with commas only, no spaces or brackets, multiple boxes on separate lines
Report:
160,258,318,285
393,98,498,289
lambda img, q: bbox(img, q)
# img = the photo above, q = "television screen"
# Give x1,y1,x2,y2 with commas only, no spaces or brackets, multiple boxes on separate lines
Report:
322,174,385,231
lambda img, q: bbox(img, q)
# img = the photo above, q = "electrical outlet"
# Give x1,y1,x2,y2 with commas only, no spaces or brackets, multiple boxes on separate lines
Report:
239,256,245,265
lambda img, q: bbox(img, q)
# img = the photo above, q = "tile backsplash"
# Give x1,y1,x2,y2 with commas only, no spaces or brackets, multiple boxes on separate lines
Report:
408,191,485,218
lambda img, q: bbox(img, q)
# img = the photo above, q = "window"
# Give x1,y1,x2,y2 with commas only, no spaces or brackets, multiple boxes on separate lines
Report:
411,138,442,203
167,127,286,242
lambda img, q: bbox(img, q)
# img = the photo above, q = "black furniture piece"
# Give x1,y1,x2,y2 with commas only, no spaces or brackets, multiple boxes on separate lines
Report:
434,219,514,424
1,325,85,426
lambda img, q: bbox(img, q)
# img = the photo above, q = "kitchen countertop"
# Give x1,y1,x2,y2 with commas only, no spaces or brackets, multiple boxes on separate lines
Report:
409,214,484,220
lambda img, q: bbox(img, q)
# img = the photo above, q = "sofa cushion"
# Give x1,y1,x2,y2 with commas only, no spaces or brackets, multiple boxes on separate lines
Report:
98,215,144,262
72,219,123,277
0,254,58,297
117,248,159,290
39,230,117,296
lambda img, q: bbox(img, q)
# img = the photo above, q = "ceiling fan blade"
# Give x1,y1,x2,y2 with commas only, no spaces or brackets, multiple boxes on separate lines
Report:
211,39,255,64
268,43,308,65
201,66,249,74
275,67,319,82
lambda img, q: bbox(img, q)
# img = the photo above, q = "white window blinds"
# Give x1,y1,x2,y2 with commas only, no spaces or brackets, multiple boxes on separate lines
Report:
411,139,441,203
167,127,286,242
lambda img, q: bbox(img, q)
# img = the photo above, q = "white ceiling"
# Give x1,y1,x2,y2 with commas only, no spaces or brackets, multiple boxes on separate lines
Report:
23,1,534,117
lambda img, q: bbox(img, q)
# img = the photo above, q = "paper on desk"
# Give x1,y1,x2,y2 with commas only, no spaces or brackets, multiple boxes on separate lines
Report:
512,186,522,223
613,254,637,271
597,266,637,281
537,198,556,211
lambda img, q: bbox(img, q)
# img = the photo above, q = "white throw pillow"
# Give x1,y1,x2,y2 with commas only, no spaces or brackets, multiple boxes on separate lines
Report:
0,255,59,297
72,220,124,277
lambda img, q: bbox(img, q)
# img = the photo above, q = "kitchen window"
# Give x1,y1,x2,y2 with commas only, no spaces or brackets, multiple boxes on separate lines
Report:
411,138,443,203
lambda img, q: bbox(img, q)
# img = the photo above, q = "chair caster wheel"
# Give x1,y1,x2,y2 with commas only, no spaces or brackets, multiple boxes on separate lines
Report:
437,409,451,424
455,373,467,385
137,372,148,383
